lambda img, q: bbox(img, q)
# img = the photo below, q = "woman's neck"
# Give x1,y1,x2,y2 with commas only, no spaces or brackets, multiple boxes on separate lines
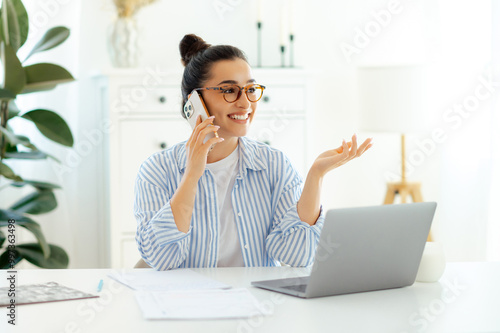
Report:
206,136,239,163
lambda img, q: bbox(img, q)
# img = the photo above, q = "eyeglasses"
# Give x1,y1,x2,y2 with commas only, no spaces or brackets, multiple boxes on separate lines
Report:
194,84,266,103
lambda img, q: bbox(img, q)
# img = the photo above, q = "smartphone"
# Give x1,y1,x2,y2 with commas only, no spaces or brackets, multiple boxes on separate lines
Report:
183,90,219,144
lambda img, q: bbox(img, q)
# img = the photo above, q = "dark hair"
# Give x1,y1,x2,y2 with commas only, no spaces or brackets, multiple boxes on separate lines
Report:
179,34,247,118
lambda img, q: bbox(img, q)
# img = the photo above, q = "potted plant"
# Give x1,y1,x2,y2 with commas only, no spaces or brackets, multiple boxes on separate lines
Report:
0,0,74,268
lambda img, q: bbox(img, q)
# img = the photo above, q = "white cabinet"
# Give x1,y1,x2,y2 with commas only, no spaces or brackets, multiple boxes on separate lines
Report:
91,68,314,268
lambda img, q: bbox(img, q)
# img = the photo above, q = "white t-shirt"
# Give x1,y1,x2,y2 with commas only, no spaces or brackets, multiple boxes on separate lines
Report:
206,146,245,267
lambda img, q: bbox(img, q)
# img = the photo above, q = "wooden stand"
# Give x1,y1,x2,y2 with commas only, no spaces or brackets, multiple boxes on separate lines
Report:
383,134,432,241
383,181,423,204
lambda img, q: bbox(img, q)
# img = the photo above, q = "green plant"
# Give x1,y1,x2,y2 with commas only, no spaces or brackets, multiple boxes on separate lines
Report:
0,0,74,268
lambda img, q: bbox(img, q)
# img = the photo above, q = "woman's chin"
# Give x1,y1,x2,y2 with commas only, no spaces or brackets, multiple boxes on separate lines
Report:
222,128,249,139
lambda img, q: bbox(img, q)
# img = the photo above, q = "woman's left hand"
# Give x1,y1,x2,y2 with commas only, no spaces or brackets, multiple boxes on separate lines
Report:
310,134,373,178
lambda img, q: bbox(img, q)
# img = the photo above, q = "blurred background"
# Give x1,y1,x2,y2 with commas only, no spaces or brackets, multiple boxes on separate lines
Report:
3,0,498,268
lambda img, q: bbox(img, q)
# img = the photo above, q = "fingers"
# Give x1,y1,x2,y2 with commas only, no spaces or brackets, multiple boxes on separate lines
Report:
335,141,352,154
196,124,220,146
335,135,372,160
355,138,373,157
205,135,225,149
187,115,215,146
348,134,358,158
341,139,349,157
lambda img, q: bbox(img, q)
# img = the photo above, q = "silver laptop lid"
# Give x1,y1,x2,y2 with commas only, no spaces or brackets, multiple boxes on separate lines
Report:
306,202,437,298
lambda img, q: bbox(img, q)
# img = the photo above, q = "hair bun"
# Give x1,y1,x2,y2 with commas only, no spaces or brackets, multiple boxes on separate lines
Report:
179,34,211,66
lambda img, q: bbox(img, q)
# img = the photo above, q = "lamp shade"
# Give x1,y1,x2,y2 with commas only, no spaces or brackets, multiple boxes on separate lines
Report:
357,65,425,133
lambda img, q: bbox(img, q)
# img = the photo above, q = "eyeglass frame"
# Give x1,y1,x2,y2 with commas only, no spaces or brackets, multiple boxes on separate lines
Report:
193,83,266,103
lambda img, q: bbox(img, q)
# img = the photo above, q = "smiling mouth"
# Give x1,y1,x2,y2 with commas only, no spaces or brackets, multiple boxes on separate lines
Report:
228,113,250,120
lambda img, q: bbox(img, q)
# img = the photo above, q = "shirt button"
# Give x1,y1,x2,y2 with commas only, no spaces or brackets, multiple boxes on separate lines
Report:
237,212,242,217
234,184,238,188
244,244,249,249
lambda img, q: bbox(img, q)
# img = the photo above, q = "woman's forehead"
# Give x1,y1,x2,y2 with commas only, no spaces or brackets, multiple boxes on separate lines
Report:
207,58,253,85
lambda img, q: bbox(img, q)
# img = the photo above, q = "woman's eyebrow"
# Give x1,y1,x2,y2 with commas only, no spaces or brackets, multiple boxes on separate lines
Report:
216,79,256,85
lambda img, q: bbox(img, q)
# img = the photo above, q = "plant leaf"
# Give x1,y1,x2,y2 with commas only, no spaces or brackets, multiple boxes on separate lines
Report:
0,230,5,248
24,26,70,61
3,43,26,94
0,88,16,100
0,249,23,269
21,63,74,94
11,179,61,190
0,209,50,258
0,125,37,150
9,189,57,215
1,0,29,51
4,151,48,159
4,150,61,164
4,126,18,153
0,128,60,162
7,100,20,119
15,243,68,268
0,161,22,181
4,142,18,153
21,109,74,147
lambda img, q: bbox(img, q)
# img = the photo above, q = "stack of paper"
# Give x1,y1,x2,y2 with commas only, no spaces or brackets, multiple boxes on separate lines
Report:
108,269,230,291
109,269,271,320
135,288,271,320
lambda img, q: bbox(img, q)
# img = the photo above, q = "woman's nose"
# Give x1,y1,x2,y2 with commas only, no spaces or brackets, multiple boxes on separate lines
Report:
235,91,251,109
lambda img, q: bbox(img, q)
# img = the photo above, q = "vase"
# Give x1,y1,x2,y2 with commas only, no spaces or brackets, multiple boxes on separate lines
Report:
107,17,139,68
416,241,446,282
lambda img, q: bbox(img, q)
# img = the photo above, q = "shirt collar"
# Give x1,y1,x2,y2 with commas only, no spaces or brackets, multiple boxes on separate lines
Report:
177,136,267,175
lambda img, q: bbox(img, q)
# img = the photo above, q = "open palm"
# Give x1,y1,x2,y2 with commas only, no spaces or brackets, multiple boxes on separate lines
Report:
312,134,373,176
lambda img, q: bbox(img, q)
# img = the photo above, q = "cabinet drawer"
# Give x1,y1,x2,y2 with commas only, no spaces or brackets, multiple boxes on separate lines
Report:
115,119,191,234
114,86,183,114
258,86,305,113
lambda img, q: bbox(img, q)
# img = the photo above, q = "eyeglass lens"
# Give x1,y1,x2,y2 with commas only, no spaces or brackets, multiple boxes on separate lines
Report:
223,85,263,103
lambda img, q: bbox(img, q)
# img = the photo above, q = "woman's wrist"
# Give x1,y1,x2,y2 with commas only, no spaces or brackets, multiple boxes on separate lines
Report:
306,164,324,184
182,167,203,187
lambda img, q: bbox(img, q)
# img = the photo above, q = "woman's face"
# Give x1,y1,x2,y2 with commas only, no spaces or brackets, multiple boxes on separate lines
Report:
200,58,258,140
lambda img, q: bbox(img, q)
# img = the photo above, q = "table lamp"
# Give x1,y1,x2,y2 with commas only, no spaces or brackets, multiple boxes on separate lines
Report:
357,65,431,241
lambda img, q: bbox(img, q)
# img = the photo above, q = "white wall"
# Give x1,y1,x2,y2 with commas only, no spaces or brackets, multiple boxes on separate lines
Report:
8,0,497,267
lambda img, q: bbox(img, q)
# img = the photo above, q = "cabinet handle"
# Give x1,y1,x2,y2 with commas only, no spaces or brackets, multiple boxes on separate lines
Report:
262,96,270,103
159,96,166,103
159,142,167,149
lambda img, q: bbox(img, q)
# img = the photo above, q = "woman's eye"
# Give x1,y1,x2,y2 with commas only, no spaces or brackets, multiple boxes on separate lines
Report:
223,88,236,94
247,87,256,93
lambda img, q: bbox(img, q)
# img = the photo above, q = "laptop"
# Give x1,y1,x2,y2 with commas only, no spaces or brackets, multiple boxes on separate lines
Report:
252,202,437,298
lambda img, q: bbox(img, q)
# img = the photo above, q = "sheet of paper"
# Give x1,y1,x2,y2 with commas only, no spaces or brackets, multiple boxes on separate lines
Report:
108,268,230,291
135,288,272,320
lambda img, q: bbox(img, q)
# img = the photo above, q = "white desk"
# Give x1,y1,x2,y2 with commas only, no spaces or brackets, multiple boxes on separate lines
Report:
2,262,499,333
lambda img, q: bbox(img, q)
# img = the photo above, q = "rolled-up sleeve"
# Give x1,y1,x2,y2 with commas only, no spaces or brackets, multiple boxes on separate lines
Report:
134,160,191,270
265,159,325,267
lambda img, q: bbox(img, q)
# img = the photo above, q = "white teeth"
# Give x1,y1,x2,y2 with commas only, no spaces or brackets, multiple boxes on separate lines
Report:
229,114,248,120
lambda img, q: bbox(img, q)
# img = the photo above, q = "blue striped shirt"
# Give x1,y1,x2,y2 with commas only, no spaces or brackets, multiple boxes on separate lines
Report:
134,136,325,270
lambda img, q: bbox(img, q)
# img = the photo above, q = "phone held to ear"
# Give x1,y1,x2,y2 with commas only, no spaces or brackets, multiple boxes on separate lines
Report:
183,90,219,144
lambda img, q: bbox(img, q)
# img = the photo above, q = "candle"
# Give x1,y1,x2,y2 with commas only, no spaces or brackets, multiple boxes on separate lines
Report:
257,0,262,22
280,4,287,45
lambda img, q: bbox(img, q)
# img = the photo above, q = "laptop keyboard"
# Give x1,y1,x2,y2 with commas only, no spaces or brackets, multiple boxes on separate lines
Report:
281,284,308,293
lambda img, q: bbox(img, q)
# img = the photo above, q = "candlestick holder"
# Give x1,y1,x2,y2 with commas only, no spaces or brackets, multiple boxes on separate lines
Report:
289,34,294,67
280,45,286,67
257,21,262,67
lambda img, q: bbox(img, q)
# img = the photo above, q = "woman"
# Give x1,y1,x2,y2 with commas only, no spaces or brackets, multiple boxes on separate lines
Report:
134,34,372,270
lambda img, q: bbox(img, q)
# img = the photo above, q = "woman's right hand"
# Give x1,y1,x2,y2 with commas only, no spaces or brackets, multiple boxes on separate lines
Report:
184,115,224,180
